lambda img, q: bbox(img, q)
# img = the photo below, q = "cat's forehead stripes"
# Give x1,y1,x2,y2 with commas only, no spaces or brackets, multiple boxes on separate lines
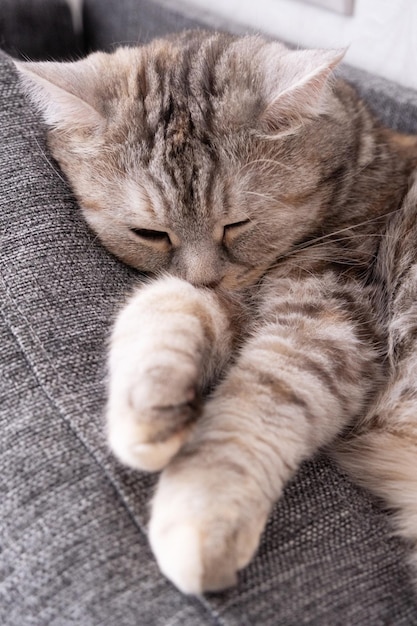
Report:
134,36,233,221
128,33,269,223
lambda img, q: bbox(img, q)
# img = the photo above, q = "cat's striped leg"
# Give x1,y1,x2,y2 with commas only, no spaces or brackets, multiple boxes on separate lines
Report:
334,184,417,586
149,273,382,594
107,276,236,471
333,362,417,584
334,333,417,585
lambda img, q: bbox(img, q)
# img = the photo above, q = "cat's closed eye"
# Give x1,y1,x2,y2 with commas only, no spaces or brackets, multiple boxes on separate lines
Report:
130,228,172,246
223,219,251,245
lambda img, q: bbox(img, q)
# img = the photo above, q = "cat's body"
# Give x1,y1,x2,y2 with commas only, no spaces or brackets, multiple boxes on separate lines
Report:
16,31,417,594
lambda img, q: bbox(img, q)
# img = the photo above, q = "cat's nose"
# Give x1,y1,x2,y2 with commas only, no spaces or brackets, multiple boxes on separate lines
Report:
185,269,223,289
180,247,223,288
184,272,222,289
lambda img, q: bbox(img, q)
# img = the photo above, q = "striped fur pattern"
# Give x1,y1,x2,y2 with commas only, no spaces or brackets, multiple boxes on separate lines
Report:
16,31,417,594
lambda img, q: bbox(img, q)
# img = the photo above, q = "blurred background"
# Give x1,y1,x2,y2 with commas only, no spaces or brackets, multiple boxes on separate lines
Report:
0,0,415,89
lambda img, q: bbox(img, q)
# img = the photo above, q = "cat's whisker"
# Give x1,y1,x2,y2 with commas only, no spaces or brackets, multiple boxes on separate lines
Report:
271,208,404,265
34,137,68,186
244,190,278,202
287,232,388,255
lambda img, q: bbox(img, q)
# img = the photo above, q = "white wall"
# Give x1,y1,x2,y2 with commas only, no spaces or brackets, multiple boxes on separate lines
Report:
180,0,417,90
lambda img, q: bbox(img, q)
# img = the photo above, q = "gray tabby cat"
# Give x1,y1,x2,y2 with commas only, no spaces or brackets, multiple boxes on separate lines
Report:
15,31,417,595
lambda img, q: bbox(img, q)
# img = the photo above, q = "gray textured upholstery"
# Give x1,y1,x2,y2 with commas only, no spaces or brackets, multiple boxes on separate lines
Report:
2,2,417,624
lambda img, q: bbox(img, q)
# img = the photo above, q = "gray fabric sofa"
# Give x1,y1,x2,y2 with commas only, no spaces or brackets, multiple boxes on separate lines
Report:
1,1,417,624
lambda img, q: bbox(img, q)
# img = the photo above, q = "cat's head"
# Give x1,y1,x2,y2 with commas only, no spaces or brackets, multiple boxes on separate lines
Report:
15,31,346,290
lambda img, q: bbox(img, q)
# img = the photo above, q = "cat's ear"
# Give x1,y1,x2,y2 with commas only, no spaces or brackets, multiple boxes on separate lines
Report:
14,57,105,131
260,46,346,133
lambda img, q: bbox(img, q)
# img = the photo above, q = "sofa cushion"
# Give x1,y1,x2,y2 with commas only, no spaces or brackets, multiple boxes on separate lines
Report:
2,44,417,623
0,0,82,60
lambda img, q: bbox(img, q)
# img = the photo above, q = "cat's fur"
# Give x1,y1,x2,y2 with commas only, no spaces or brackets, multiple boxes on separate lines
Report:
15,30,417,595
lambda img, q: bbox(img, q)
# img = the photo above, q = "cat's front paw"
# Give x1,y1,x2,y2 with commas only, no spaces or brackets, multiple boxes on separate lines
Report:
107,361,201,472
149,462,269,594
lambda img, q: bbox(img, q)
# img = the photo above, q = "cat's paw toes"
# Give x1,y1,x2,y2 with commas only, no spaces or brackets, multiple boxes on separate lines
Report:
107,365,201,471
148,476,269,594
149,522,237,594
